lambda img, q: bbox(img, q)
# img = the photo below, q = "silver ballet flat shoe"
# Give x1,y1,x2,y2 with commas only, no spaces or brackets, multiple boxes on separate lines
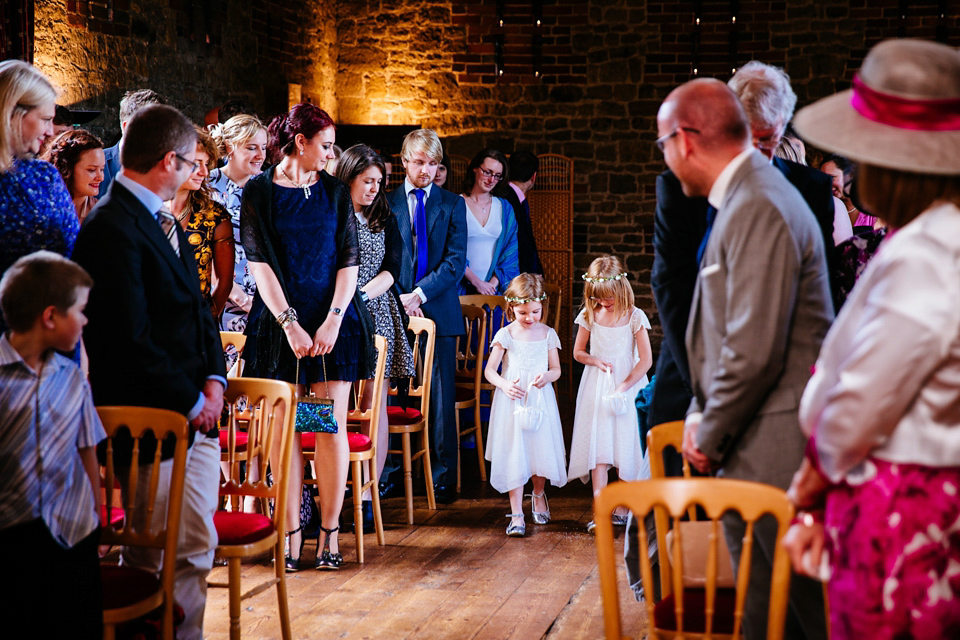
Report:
586,519,597,534
611,512,629,527
528,492,551,525
505,513,526,537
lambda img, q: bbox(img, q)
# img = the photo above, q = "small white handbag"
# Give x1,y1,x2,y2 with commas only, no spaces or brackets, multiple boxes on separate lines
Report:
514,382,545,432
601,368,630,417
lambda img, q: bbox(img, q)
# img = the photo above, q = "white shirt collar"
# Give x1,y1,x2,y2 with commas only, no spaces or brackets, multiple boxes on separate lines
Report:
115,172,165,216
707,148,757,211
404,178,433,201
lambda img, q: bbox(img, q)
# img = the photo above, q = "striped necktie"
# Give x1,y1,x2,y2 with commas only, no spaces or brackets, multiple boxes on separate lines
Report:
157,205,180,257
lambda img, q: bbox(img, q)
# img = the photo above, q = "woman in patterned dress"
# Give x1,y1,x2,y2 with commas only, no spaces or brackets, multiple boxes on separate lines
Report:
209,114,267,331
0,61,78,335
166,126,234,318
783,39,960,639
335,144,415,517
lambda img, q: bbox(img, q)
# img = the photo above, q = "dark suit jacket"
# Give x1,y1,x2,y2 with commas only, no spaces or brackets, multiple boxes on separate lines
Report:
648,159,835,429
74,180,226,458
493,181,543,275
387,184,467,337
98,143,121,199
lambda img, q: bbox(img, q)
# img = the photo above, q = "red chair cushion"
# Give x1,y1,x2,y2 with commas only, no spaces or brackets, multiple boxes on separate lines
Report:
219,431,248,450
213,511,275,546
387,406,423,425
100,564,161,610
455,386,476,403
101,505,125,529
653,588,737,634
348,432,372,452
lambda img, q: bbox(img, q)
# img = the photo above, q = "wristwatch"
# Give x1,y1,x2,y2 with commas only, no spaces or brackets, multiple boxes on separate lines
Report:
329,307,343,316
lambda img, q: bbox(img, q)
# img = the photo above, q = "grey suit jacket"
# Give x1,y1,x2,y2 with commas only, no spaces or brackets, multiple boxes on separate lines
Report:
686,151,834,489
387,184,467,337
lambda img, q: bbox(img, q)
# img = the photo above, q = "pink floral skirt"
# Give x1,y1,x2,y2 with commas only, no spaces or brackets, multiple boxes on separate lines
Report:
825,459,960,640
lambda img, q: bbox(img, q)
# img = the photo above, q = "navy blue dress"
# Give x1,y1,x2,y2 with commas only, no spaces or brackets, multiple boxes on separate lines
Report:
244,181,363,384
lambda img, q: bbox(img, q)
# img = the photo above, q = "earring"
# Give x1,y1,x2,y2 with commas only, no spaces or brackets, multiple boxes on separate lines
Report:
299,149,304,156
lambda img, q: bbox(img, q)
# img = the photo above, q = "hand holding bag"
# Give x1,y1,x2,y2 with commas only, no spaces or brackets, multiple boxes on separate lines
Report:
294,356,338,433
601,367,630,417
514,381,545,432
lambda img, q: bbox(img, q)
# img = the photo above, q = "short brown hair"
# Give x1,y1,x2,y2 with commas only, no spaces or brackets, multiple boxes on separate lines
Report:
118,89,164,125
120,104,196,174
0,251,93,332
857,164,960,229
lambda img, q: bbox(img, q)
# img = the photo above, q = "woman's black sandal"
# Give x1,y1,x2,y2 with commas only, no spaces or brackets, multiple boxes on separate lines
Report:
285,525,303,573
315,524,342,570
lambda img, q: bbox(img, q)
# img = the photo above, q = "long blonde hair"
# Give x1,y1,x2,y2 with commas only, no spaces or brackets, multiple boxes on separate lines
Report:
0,60,56,172
580,255,634,326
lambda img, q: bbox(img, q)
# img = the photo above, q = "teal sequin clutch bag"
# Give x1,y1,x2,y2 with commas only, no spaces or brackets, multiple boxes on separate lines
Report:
294,357,338,433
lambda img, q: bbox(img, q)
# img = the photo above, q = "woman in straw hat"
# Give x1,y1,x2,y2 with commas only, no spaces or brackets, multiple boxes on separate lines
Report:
783,39,960,638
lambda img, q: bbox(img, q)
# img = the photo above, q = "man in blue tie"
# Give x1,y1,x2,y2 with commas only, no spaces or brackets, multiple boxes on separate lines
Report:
384,129,467,504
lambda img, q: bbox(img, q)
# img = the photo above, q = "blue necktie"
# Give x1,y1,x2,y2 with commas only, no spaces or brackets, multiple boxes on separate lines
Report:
414,189,428,282
696,205,717,266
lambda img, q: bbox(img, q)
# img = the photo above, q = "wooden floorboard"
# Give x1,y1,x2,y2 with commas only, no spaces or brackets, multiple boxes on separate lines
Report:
203,476,649,639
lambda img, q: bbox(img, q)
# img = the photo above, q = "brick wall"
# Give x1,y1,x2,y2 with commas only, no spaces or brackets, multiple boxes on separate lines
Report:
28,0,960,354
34,0,336,143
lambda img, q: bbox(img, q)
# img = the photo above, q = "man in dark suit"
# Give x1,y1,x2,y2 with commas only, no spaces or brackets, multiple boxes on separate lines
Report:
382,129,467,504
98,89,164,198
493,150,543,275
661,79,830,640
73,104,226,640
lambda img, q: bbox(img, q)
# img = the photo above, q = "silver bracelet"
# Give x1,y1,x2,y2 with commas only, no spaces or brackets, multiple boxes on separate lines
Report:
276,307,298,328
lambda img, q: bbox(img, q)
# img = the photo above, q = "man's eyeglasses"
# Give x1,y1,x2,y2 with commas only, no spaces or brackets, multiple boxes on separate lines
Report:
655,127,701,152
478,167,503,181
175,153,200,174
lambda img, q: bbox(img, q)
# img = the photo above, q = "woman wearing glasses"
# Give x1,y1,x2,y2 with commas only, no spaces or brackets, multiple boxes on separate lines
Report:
458,148,519,295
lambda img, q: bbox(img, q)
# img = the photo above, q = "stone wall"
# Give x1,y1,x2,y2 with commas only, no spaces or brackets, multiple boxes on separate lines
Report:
27,0,960,353
33,0,337,143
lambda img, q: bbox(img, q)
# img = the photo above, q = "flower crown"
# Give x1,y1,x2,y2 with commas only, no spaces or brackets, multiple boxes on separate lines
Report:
582,271,628,283
504,293,547,304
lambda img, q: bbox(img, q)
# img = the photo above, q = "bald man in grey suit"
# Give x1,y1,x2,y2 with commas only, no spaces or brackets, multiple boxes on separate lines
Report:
658,79,830,640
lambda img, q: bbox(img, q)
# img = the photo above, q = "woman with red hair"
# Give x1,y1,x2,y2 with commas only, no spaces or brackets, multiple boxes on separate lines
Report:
241,104,375,571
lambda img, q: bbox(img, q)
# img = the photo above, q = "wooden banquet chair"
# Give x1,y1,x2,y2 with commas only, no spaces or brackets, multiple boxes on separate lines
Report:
455,303,487,492
219,330,247,378
98,406,190,640
208,378,296,640
595,478,794,640
458,294,510,420
542,282,563,334
386,316,437,524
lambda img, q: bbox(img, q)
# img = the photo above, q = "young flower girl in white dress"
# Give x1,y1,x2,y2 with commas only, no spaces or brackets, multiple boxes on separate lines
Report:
484,274,568,537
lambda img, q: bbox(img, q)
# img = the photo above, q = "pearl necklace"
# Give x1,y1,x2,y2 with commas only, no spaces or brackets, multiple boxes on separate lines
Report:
279,165,314,199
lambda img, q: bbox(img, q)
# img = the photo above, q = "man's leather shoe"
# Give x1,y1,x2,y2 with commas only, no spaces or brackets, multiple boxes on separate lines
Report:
360,500,375,532
379,480,402,500
434,484,457,505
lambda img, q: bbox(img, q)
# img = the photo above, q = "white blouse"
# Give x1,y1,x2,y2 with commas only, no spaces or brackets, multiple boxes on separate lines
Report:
463,196,502,281
799,202,960,482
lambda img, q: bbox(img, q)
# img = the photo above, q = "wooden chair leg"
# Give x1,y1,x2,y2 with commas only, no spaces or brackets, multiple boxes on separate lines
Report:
103,623,116,640
402,433,414,525
228,557,242,640
422,428,436,510
456,407,462,493
352,458,364,563
368,458,385,545
473,402,486,482
275,537,292,640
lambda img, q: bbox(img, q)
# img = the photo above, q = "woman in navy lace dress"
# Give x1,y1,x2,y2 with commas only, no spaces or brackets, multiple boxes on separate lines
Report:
0,61,78,333
241,104,375,571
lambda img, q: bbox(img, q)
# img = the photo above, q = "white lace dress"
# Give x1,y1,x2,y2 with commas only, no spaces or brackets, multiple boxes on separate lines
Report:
485,326,568,493
568,307,651,483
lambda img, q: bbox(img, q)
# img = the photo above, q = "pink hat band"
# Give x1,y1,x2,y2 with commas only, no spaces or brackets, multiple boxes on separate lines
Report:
851,74,960,132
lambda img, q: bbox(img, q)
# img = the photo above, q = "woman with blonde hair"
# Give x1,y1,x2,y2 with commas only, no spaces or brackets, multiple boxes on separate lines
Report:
209,113,267,331
0,60,77,333
166,126,234,317
784,39,960,638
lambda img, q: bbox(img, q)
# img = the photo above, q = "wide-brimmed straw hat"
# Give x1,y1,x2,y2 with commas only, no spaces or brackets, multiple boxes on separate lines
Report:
794,39,960,176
